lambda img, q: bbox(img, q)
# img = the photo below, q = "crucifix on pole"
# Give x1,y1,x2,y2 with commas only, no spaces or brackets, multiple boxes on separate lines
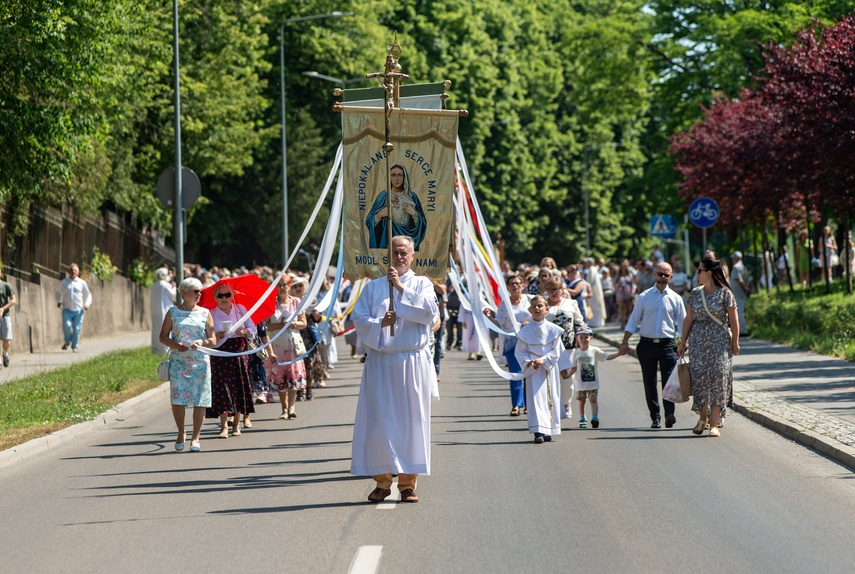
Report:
366,35,410,336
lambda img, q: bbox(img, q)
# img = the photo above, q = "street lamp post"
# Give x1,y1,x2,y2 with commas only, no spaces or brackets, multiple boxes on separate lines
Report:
582,143,618,258
301,71,369,90
280,11,352,269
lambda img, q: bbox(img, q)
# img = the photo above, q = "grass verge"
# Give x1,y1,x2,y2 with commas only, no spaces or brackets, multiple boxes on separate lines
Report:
0,347,162,451
748,280,855,361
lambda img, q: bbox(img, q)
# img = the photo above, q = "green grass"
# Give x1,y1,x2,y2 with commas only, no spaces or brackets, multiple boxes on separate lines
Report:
748,281,855,361
0,347,162,450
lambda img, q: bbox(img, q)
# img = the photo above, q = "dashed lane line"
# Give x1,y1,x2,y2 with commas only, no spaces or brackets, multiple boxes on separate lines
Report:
349,545,383,574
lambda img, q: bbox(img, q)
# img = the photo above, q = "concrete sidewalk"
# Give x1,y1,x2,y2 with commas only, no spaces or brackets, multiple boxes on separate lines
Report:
594,324,855,471
0,329,150,385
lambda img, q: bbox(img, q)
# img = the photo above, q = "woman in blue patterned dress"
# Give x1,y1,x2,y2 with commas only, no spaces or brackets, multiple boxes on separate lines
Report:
159,277,215,452
678,257,740,437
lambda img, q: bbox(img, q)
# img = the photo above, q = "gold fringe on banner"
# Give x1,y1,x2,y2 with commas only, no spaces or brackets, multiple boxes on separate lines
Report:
342,128,457,149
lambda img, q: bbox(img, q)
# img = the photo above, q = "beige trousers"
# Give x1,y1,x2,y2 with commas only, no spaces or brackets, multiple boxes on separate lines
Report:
373,473,418,492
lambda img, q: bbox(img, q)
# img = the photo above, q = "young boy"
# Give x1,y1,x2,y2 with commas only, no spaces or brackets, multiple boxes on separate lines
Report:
515,296,572,444
566,327,619,428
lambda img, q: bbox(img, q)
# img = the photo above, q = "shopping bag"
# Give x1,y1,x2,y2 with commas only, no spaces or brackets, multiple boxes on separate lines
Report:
662,366,687,403
677,359,692,399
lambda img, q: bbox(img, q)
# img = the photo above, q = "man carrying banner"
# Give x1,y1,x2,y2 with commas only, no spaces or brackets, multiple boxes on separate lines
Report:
350,235,438,503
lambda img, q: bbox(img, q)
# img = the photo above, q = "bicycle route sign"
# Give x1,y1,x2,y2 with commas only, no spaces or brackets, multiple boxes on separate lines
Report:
688,197,719,229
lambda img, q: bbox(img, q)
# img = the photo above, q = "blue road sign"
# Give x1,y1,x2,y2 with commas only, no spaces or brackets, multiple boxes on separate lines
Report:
688,197,719,229
650,215,678,238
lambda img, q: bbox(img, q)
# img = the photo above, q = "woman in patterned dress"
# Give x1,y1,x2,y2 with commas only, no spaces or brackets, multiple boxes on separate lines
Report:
268,276,308,419
207,281,257,438
291,277,325,401
678,257,740,437
542,275,586,418
159,277,215,452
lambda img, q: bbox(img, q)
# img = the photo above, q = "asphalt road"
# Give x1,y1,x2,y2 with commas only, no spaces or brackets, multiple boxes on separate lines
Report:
3,341,855,573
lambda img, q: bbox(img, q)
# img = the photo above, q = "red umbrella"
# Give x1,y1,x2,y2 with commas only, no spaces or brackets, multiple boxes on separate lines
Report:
199,274,278,324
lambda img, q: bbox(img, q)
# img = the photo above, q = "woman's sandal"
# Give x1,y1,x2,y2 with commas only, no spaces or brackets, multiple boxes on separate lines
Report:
692,419,710,435
510,407,520,416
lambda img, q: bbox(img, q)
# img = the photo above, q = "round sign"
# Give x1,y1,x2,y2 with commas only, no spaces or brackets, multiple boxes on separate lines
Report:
688,197,719,229
156,167,201,209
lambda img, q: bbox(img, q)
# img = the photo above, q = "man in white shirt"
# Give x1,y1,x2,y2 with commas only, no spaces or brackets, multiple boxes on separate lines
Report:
350,236,438,504
619,262,686,428
150,267,177,355
56,263,93,352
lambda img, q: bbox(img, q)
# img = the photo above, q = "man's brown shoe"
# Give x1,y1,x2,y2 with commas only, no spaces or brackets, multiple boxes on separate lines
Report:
367,487,392,502
399,489,419,503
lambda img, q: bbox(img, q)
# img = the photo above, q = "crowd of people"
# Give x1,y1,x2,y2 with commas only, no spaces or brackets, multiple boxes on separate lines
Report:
154,264,341,453
459,249,741,444
155,241,743,503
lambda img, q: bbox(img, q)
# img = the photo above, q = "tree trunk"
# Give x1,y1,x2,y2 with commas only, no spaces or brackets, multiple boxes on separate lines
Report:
752,224,760,294
846,214,852,295
762,224,772,293
783,228,794,292
806,205,813,290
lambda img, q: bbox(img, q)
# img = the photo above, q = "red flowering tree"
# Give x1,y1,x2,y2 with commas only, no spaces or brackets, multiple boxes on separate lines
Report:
670,15,855,233
761,17,855,216
669,91,804,230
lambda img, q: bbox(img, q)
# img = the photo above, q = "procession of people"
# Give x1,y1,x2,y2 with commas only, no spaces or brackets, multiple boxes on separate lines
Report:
153,234,748,506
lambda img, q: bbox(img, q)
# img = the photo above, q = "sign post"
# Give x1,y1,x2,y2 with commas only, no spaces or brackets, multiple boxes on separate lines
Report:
688,197,720,252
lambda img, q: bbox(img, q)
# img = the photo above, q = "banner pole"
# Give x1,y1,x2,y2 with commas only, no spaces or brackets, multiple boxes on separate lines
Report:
367,35,410,336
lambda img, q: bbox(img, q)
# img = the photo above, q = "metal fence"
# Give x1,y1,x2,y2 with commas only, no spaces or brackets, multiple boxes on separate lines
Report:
0,204,174,283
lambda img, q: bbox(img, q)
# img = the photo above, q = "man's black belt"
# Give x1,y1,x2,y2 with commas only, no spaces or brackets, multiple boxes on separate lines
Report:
639,336,673,344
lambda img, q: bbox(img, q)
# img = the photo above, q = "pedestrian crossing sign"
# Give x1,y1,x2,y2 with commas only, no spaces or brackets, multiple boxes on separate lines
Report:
650,215,678,238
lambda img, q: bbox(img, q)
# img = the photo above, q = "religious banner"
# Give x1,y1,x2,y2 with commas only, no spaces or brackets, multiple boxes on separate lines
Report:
341,107,459,280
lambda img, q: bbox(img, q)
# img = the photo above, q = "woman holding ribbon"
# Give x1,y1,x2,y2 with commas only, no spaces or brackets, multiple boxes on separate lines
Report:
268,275,308,420
484,273,530,416
207,281,256,438
159,277,215,452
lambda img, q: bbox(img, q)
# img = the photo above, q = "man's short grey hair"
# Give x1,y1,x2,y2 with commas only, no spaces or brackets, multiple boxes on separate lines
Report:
391,235,415,251
179,277,202,294
155,267,169,281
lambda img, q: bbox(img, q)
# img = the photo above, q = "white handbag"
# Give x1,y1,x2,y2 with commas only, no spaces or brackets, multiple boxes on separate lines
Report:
157,350,171,382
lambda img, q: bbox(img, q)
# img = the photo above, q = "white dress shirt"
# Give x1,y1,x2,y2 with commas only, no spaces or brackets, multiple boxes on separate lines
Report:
624,285,686,340
56,277,92,311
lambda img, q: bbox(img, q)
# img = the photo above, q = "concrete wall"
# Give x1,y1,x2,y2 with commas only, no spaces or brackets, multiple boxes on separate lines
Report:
6,273,150,353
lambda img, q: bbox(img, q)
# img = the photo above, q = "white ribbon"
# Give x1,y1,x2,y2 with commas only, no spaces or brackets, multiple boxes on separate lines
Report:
197,148,345,358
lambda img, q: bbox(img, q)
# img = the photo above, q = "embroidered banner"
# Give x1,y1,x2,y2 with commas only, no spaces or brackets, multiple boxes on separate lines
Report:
341,107,459,280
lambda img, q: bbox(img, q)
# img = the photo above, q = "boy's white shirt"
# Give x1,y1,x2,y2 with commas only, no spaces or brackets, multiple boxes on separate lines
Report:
570,345,608,391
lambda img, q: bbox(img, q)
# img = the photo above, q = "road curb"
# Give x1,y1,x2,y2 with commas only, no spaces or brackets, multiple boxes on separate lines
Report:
594,332,855,472
731,403,855,470
0,382,169,471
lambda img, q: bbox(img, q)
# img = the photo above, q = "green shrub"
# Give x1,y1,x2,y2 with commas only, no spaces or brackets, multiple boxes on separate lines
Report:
89,247,118,281
748,282,855,360
127,257,155,287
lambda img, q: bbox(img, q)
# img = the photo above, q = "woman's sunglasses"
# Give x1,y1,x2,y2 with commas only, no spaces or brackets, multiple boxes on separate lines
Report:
216,292,232,299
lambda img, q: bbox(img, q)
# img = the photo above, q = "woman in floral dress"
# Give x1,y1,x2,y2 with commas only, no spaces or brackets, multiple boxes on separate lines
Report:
678,257,741,437
268,276,308,419
159,277,215,453
542,275,586,419
207,281,257,438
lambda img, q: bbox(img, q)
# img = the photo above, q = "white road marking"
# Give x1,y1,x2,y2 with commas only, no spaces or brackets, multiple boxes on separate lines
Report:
349,545,383,574
375,501,397,510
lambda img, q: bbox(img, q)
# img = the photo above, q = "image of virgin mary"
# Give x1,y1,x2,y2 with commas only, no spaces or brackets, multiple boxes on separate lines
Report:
365,163,427,251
